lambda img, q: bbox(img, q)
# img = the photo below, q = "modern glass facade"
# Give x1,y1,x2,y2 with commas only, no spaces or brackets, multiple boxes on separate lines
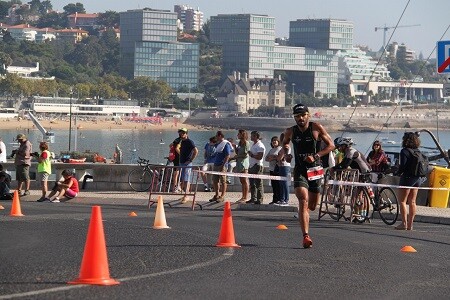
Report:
289,19,353,50
120,9,199,88
210,14,339,96
134,41,199,88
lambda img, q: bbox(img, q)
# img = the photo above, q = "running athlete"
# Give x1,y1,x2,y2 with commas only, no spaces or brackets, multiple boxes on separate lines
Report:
282,103,334,248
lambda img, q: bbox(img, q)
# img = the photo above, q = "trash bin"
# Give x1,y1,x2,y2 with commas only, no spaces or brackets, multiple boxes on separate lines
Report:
429,166,450,208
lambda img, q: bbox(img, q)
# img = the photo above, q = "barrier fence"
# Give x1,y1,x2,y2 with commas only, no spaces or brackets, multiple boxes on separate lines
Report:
145,164,202,210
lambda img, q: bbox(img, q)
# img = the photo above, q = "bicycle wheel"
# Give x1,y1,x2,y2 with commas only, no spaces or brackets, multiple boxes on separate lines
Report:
351,188,370,224
377,187,399,225
324,184,343,221
128,168,153,192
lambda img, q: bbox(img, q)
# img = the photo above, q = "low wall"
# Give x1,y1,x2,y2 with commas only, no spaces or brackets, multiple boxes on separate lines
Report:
1,162,444,207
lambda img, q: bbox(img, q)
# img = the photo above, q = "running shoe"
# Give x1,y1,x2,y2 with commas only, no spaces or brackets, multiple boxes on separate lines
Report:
303,235,313,248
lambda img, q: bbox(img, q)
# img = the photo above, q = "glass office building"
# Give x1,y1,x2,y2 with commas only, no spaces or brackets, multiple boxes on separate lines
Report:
289,19,353,50
210,14,339,96
120,9,199,89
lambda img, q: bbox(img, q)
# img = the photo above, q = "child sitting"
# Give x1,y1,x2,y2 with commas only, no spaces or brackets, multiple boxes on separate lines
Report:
46,169,79,203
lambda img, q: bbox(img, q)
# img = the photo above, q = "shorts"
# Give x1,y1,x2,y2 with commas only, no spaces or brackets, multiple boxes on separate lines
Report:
179,162,192,182
399,176,424,187
65,189,78,199
38,172,50,182
293,165,321,193
212,165,226,184
16,165,30,182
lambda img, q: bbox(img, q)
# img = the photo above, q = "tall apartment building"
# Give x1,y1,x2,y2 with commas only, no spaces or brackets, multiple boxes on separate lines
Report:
174,5,204,32
289,19,353,50
119,8,199,89
210,14,338,97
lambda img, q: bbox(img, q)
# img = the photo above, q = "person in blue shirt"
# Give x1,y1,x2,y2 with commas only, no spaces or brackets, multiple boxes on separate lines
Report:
209,131,232,203
201,136,217,192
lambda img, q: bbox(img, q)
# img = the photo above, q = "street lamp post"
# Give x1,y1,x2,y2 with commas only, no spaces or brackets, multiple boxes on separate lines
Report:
68,87,73,152
291,83,296,105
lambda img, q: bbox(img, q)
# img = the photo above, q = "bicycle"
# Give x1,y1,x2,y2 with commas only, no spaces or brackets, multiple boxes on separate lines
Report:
320,169,398,225
128,157,157,192
351,173,399,225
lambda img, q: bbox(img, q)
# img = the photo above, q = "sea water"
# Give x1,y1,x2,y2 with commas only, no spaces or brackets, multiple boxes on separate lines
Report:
1,128,449,166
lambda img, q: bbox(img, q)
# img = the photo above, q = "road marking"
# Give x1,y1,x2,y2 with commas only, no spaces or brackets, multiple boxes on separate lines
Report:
0,248,235,299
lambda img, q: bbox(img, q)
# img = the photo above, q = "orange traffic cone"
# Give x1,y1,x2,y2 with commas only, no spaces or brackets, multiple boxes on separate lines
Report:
216,202,241,248
68,206,120,285
10,190,24,217
276,224,288,230
153,196,170,229
128,211,137,217
400,245,417,253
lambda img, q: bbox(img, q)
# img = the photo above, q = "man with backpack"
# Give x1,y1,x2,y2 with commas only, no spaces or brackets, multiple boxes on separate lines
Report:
395,132,428,231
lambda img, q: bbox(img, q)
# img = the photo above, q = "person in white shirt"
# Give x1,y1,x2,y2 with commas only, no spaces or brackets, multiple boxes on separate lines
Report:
246,131,266,204
0,138,6,163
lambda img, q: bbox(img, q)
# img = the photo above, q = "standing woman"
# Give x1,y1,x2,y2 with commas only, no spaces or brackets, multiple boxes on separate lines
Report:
367,140,389,172
265,136,282,204
396,132,423,230
276,132,291,206
232,129,250,203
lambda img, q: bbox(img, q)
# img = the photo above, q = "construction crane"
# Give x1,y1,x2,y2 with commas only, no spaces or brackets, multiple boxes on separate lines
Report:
375,24,421,50
27,111,55,143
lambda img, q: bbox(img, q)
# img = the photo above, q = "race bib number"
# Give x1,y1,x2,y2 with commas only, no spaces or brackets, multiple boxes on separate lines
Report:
307,166,324,181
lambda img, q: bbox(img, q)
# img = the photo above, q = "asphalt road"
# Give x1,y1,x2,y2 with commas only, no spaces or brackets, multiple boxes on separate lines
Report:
1,202,450,299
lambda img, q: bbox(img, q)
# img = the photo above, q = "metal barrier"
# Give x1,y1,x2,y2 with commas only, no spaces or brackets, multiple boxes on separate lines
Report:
146,164,202,210
318,169,360,221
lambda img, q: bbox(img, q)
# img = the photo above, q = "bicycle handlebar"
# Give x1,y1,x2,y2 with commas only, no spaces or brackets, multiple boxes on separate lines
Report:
137,157,150,166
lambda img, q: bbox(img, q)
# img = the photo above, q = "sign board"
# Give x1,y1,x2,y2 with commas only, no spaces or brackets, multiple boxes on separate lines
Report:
437,41,450,73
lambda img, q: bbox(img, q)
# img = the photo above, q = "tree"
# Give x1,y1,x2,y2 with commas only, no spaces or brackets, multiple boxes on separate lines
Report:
97,11,120,28
63,2,86,15
0,52,12,74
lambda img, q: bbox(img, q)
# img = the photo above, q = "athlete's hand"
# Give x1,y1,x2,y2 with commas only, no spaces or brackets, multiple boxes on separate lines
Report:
305,155,315,163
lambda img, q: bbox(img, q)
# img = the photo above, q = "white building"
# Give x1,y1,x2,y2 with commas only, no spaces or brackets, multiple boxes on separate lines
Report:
174,5,203,32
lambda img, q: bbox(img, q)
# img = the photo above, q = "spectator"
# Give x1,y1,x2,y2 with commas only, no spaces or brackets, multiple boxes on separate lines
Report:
113,144,123,164
265,136,282,204
367,140,389,181
36,142,52,202
178,128,198,203
169,130,182,192
0,164,13,200
0,137,6,162
395,132,424,231
276,132,292,206
13,133,32,197
209,131,232,203
202,136,217,192
47,169,79,203
230,129,250,203
246,131,266,205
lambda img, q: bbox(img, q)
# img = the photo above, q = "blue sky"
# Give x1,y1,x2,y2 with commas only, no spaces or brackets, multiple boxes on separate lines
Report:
50,0,449,58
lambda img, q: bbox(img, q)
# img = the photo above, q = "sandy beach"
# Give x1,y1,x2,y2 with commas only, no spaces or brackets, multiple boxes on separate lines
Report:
0,117,200,132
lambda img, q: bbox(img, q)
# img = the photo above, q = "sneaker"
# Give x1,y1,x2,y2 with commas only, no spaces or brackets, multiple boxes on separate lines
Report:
51,197,60,203
226,179,231,184
216,196,225,203
278,201,289,207
180,197,188,204
209,195,218,202
254,200,261,205
237,198,247,203
204,186,211,192
246,199,255,204
303,235,313,248
37,197,46,202
21,190,30,197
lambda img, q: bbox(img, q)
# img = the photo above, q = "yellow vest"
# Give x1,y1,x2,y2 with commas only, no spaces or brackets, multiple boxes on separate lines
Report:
37,150,52,174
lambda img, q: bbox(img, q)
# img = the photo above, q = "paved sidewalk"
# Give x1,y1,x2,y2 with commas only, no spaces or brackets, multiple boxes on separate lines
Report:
14,190,450,226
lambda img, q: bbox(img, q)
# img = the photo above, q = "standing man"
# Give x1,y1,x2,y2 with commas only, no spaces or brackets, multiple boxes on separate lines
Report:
13,133,32,197
246,131,266,205
113,144,123,164
282,104,334,248
209,131,232,203
178,128,198,203
0,137,6,162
